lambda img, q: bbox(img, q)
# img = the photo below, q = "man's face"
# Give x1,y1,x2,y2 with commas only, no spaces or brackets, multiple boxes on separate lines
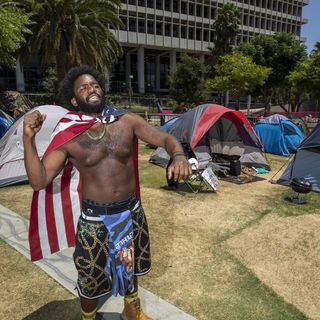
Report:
71,74,105,114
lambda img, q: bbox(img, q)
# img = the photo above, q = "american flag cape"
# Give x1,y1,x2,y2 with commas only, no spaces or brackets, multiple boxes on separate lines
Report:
29,107,140,261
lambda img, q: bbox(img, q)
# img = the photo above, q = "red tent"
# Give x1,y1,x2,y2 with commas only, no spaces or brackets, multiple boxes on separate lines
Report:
150,104,269,170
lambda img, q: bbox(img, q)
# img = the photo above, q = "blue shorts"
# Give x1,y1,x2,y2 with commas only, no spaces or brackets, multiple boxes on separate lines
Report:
74,194,151,299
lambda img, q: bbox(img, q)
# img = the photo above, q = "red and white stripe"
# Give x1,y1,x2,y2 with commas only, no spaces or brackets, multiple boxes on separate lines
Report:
29,112,93,261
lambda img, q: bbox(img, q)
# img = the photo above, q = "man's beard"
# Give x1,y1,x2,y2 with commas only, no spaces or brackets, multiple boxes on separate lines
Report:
76,96,106,114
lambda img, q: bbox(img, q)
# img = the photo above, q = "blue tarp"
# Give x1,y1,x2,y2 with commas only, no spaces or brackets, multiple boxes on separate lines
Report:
254,115,305,156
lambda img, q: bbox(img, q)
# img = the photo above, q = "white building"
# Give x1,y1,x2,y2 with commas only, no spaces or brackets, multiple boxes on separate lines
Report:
110,0,309,93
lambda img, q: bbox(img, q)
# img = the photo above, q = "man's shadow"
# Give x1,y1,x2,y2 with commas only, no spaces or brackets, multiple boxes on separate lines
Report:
22,296,120,320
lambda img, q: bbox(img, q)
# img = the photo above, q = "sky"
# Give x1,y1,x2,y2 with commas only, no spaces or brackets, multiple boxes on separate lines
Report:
301,0,320,53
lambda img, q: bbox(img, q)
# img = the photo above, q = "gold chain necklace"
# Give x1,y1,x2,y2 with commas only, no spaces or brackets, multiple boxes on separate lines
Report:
85,124,107,142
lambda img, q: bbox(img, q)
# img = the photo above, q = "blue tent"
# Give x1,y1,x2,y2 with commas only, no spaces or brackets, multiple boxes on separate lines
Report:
254,114,305,156
160,116,179,132
0,116,13,139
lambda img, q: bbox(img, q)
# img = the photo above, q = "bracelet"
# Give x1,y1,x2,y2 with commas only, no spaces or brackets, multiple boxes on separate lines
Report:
172,152,186,159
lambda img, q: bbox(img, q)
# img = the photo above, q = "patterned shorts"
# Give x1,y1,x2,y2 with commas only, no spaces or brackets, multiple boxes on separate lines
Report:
73,194,151,299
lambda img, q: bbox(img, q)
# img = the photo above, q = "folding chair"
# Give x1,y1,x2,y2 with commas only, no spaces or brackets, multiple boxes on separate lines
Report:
183,158,220,193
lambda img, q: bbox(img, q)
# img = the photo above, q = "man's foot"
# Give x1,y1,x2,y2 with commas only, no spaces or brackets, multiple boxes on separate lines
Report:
120,297,152,320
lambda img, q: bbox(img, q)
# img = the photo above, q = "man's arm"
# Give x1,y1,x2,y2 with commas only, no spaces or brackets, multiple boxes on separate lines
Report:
23,111,68,191
128,113,192,181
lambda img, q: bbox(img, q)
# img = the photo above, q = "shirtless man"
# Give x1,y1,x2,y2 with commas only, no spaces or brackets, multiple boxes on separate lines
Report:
23,65,192,320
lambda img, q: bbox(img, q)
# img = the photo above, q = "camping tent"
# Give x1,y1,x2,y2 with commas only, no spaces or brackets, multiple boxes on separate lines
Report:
150,104,269,170
276,122,320,192
254,114,304,156
0,105,69,187
0,115,13,139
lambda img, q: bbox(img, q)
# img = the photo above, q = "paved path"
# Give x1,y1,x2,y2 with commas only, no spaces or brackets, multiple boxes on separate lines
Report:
0,204,196,320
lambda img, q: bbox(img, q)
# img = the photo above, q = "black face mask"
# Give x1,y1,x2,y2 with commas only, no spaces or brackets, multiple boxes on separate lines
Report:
75,95,106,114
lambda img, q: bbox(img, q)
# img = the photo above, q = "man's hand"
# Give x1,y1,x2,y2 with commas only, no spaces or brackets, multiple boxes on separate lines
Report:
167,155,193,181
23,111,46,139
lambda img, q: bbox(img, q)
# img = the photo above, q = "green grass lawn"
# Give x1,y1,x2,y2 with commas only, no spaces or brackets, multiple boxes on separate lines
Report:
0,146,319,320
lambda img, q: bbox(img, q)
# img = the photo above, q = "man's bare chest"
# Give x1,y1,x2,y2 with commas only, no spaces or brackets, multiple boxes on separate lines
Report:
66,123,133,166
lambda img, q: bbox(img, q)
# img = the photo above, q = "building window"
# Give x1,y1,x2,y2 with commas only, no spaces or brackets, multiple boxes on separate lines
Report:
189,3,194,15
138,0,145,6
156,0,162,9
196,4,201,17
129,19,137,32
266,19,270,30
128,0,136,5
272,1,277,10
210,7,215,19
188,27,194,40
147,0,154,8
203,6,209,18
173,0,178,12
181,25,187,38
243,14,248,26
165,0,171,11
156,22,162,35
277,21,281,32
203,29,208,41
181,1,187,14
196,28,201,40
138,20,145,32
165,23,171,36
249,15,254,27
173,24,179,37
147,21,154,34
210,30,214,42
267,0,271,9
120,16,127,30
255,17,260,28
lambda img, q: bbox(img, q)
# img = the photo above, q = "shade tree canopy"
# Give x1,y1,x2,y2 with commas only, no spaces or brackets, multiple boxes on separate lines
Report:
206,52,271,106
169,53,206,108
0,4,30,67
288,52,320,102
236,32,307,111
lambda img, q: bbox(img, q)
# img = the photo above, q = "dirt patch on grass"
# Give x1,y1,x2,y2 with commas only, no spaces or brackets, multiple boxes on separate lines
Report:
225,212,320,320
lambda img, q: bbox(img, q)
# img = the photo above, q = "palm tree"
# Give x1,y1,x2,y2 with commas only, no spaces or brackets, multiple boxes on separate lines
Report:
206,3,240,78
211,3,240,57
9,0,123,81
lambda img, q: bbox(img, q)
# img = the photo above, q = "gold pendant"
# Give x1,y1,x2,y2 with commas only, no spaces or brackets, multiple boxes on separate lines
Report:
85,124,107,142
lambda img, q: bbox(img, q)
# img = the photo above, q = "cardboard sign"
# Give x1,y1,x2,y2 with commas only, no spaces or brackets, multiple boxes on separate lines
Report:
201,166,219,191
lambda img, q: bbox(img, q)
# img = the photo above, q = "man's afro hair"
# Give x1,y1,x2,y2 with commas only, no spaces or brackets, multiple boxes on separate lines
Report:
57,65,107,110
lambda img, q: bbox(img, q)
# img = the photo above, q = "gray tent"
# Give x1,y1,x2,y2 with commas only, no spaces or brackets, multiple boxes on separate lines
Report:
277,123,320,192
0,105,69,187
